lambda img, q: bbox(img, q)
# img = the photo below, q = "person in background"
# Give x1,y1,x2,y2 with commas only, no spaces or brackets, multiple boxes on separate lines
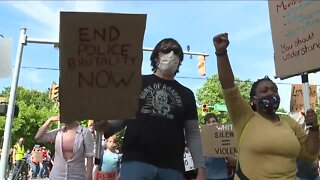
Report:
204,113,236,180
31,145,41,179
46,149,53,173
94,38,206,179
35,115,94,180
297,158,319,180
99,135,122,175
12,137,25,180
213,32,319,179
39,146,50,178
7,148,13,176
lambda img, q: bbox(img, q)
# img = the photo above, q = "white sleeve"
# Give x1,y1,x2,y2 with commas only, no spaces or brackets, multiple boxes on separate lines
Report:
83,128,95,157
184,120,205,169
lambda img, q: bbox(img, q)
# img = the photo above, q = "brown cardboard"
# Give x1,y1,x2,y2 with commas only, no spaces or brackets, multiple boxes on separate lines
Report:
59,12,146,123
32,151,43,163
201,124,236,158
268,1,320,79
290,84,317,112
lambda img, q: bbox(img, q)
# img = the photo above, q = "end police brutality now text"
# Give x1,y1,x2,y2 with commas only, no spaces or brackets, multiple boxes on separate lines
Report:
66,26,139,88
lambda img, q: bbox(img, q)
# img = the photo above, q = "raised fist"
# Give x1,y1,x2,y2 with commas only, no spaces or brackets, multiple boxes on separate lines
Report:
213,33,229,53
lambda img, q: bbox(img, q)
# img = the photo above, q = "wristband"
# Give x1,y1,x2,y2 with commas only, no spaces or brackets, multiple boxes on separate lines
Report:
309,126,319,131
215,50,228,56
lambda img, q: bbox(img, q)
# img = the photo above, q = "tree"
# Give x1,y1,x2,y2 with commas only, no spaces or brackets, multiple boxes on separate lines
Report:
0,86,58,151
196,74,252,124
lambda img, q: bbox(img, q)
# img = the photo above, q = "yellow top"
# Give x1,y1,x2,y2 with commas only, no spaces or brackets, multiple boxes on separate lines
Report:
14,144,25,161
223,85,316,179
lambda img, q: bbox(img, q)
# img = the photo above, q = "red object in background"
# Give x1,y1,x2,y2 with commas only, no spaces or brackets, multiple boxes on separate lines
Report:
95,171,117,180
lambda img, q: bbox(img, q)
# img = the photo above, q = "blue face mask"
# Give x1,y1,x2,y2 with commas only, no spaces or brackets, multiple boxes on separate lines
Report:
257,94,280,114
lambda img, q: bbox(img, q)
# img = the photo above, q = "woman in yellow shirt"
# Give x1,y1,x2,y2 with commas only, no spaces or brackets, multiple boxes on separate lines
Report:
213,33,319,179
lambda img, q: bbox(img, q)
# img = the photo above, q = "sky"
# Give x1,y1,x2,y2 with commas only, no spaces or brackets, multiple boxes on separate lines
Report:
0,1,318,112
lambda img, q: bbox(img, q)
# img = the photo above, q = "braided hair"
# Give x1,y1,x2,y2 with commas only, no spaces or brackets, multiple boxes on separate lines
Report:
249,76,277,111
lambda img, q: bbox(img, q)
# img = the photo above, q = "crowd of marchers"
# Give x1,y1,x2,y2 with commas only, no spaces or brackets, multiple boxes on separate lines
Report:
3,33,320,180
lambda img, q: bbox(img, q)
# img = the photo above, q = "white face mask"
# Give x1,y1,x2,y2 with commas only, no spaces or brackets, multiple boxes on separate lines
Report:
158,51,180,75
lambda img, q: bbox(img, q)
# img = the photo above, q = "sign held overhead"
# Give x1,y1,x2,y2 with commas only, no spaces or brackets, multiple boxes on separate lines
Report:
268,1,320,79
59,12,146,123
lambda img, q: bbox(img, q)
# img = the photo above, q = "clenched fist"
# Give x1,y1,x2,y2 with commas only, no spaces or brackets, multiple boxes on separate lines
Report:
213,33,229,54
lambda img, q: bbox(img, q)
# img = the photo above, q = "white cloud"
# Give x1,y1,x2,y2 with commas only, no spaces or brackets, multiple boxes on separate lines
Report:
8,1,110,39
8,1,59,39
9,2,59,32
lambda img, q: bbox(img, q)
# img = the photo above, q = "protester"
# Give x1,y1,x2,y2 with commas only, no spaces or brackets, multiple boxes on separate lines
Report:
213,32,319,179
35,115,94,180
7,148,13,176
94,38,206,179
39,146,50,178
95,134,122,177
31,145,41,178
297,158,319,180
12,137,25,180
204,113,236,180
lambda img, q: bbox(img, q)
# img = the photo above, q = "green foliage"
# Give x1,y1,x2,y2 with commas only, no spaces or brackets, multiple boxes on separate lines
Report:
0,86,58,151
196,74,252,125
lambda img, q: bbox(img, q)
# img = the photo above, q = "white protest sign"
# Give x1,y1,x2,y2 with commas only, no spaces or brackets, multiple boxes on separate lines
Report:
0,38,12,78
268,1,320,79
183,151,195,171
201,124,236,157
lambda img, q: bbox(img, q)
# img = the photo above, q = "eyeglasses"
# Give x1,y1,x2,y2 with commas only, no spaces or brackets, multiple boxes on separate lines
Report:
159,46,181,55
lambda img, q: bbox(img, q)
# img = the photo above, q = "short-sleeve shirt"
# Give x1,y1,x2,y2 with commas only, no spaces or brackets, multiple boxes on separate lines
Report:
38,125,94,180
101,149,122,172
121,74,198,172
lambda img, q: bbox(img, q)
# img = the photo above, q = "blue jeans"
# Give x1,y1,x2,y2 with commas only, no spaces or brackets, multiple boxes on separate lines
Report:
40,162,49,178
119,161,183,180
31,163,40,178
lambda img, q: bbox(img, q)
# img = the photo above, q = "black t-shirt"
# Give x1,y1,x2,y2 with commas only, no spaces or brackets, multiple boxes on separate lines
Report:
121,74,198,172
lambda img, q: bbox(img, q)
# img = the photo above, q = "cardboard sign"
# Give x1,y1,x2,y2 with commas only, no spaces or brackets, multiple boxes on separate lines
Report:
183,151,195,172
32,151,43,163
268,1,320,79
0,38,12,78
96,171,117,180
201,124,236,157
290,84,317,112
59,12,146,123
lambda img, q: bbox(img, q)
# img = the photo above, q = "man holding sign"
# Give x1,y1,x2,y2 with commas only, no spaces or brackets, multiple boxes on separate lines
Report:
95,38,206,179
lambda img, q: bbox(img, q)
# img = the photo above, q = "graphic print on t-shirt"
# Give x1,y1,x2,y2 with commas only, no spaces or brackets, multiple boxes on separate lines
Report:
139,83,182,119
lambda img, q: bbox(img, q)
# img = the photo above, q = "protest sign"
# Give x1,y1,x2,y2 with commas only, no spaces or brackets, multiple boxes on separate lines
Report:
183,151,195,171
0,38,12,78
290,84,317,112
201,124,236,157
32,151,43,163
268,1,320,79
59,12,146,123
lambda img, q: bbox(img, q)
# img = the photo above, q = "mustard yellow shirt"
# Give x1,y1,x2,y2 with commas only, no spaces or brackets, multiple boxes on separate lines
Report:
223,85,316,179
